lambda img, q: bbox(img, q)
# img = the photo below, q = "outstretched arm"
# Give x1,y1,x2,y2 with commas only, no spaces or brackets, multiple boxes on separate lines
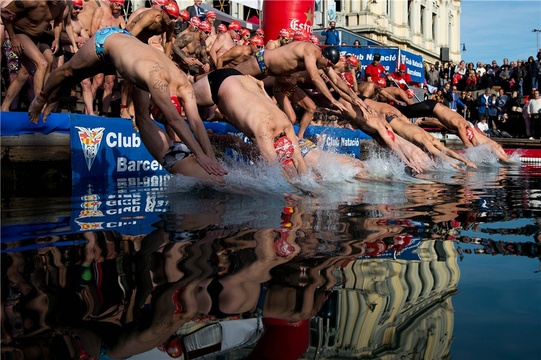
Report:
176,82,228,176
388,115,476,169
304,50,347,113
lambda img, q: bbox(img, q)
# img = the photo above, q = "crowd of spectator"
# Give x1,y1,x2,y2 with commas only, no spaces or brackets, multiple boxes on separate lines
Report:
423,53,541,139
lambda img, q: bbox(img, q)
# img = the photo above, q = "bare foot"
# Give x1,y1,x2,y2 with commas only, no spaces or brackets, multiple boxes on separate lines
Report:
28,96,47,124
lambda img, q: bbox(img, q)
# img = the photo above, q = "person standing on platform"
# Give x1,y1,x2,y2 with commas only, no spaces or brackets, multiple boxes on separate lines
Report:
321,20,339,45
527,89,541,139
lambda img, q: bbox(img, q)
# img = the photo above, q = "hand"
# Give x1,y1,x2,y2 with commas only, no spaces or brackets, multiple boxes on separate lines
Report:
1,7,15,21
332,100,348,114
10,34,23,55
51,40,59,54
196,154,228,176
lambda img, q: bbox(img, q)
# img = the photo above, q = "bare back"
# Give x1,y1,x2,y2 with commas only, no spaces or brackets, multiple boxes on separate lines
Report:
216,76,291,141
126,8,172,44
104,34,181,91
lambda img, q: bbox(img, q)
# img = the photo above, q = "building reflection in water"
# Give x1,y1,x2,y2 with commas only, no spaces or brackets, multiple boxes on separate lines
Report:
307,240,459,360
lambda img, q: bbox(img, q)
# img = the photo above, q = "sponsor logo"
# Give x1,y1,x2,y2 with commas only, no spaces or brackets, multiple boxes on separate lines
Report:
290,18,313,34
76,126,105,171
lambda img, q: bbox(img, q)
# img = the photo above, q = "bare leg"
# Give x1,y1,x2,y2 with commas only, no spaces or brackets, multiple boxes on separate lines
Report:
274,92,296,124
120,79,133,119
1,62,29,111
101,74,116,115
28,37,103,123
80,77,95,115
92,73,104,99
292,89,316,139
14,34,49,99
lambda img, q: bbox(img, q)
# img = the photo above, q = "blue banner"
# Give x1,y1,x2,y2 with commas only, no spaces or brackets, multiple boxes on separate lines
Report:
338,46,425,84
304,126,371,158
70,114,168,180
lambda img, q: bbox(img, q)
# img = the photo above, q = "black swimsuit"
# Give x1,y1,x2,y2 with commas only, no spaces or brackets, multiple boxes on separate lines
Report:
393,99,438,118
207,68,243,104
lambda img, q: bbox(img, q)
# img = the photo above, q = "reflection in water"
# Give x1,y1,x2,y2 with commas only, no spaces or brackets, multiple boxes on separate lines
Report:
1,166,540,359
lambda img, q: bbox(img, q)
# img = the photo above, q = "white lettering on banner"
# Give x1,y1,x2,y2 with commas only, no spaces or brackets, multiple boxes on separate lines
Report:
117,157,162,172
290,19,313,33
340,138,359,147
365,53,397,62
106,132,141,148
409,69,422,77
325,136,340,147
405,58,423,68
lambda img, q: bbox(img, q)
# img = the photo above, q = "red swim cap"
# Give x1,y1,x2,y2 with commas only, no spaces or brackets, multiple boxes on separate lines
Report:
217,24,227,33
256,28,265,37
190,16,201,28
162,336,183,358
399,63,407,71
347,56,359,67
179,9,190,21
241,28,250,37
293,31,309,42
109,0,124,5
250,35,264,47
72,0,83,7
309,35,320,45
162,1,179,19
274,136,294,165
151,96,183,124
151,0,166,6
278,28,290,38
205,10,216,19
198,21,211,32
228,21,241,31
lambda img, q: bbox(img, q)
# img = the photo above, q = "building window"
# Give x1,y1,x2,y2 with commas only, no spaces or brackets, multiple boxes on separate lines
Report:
408,0,413,29
432,12,437,41
335,0,342,12
213,0,230,14
420,5,425,35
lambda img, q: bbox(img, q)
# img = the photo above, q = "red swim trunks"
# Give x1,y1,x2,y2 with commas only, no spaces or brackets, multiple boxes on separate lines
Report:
151,96,183,124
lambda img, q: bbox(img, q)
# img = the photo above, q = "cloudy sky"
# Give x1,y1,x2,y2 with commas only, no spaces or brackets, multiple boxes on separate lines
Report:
460,0,541,65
